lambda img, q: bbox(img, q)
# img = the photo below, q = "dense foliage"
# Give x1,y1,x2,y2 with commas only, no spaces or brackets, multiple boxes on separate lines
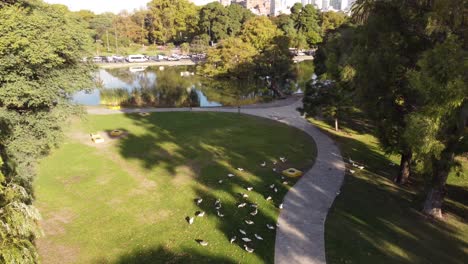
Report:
305,0,467,218
0,0,94,262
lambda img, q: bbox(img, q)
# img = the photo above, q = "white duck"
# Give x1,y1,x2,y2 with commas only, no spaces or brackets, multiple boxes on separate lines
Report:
254,234,263,240
245,220,254,225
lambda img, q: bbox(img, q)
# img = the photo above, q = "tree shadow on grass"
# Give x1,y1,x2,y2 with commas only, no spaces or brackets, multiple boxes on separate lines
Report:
110,111,316,263
311,117,468,264
109,245,236,264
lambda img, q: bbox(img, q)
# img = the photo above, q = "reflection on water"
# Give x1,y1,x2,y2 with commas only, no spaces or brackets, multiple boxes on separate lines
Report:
74,62,314,107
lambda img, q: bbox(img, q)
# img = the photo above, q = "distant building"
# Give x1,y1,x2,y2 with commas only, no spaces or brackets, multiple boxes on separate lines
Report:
220,0,232,6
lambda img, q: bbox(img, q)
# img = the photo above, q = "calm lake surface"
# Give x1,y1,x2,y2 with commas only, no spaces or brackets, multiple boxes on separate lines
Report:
73,61,315,107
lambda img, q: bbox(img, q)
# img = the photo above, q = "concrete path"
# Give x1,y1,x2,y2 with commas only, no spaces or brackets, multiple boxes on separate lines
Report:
87,98,345,264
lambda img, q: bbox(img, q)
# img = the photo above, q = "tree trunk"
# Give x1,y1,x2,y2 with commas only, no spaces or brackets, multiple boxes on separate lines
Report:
394,150,412,185
423,102,466,219
334,117,339,131
423,151,454,219
270,80,285,98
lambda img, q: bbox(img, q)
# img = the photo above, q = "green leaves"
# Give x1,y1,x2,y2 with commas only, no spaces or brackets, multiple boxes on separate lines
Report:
0,1,94,262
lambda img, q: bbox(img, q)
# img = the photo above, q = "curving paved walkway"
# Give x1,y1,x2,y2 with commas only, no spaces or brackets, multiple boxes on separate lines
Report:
87,98,345,264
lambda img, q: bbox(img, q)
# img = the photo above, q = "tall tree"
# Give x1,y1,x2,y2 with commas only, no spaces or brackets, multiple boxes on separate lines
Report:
320,11,347,35
290,3,322,46
226,3,254,37
198,37,257,78
405,35,467,219
241,16,282,51
146,0,198,44
0,1,94,261
198,2,229,44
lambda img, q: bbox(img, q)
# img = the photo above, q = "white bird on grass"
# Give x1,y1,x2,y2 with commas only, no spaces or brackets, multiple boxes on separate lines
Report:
349,169,355,174
244,244,254,253
269,184,275,189
278,203,283,209
195,198,203,205
237,168,244,171
260,161,266,167
230,236,237,243
242,237,252,242
358,165,365,170
228,173,235,178
217,210,224,217
279,157,286,162
187,217,194,225
241,193,249,198
272,168,277,172
250,209,258,216
246,187,253,191
266,224,275,230
198,240,208,246
254,234,263,240
218,180,223,184
239,229,247,235
265,196,272,201
274,188,278,193
245,220,254,225
250,203,258,208
282,181,289,185
195,211,205,217
238,203,247,208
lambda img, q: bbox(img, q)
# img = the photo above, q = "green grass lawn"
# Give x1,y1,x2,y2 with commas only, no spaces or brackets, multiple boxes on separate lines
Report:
35,112,316,264
308,113,467,264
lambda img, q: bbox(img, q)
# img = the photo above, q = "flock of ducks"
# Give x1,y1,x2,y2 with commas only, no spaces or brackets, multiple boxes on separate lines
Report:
186,157,289,254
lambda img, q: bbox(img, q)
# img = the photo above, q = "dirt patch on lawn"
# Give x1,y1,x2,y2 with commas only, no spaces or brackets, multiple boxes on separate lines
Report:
68,130,128,150
62,175,83,186
40,209,75,236
171,160,207,185
37,209,79,264
136,209,171,224
37,240,80,264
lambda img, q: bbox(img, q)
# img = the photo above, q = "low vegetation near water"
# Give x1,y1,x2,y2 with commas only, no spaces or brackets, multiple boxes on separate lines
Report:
35,112,316,263
308,113,467,264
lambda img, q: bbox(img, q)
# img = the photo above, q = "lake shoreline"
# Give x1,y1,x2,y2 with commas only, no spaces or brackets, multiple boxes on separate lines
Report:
97,55,314,69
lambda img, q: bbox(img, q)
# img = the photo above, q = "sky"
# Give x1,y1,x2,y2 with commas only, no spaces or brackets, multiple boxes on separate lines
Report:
44,0,212,14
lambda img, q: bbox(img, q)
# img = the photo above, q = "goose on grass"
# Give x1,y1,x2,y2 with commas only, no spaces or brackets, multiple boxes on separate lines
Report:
244,245,254,253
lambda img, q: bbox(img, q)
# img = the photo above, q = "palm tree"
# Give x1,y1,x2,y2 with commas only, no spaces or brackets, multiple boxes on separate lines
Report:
351,0,377,24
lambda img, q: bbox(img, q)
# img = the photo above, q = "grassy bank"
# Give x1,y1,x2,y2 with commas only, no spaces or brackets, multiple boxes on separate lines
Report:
35,112,316,263
308,113,467,264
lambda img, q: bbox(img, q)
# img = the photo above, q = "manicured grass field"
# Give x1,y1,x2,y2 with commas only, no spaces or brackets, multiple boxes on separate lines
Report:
309,113,467,264
35,112,316,264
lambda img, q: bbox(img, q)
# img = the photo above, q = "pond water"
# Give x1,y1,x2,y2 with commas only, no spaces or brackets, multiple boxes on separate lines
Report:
73,61,315,107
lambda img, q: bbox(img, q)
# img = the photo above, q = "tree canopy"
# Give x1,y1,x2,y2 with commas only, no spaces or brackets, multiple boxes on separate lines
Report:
306,0,467,218
0,0,94,261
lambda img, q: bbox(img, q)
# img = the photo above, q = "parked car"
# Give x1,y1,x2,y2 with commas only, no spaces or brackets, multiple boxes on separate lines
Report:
92,56,103,63
126,54,148,63
112,55,125,63
103,56,114,63
148,56,160,62
167,56,179,61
